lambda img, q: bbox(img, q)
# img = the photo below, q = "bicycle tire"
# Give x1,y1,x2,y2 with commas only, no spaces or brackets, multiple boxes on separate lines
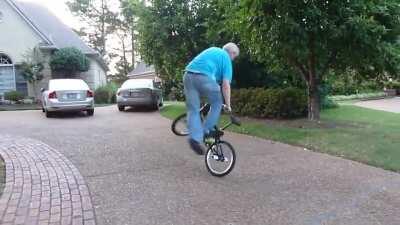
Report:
205,141,236,177
171,113,189,136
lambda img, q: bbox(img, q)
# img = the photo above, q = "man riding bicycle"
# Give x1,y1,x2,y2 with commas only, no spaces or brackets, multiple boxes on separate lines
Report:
183,43,240,155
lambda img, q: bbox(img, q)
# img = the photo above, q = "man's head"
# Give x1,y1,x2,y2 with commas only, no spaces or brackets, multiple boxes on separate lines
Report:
223,42,240,60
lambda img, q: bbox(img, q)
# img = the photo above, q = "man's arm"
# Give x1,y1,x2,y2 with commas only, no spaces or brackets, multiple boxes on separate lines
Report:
221,79,231,111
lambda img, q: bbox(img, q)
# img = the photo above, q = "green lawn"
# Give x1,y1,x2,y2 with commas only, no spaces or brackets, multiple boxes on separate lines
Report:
161,104,400,172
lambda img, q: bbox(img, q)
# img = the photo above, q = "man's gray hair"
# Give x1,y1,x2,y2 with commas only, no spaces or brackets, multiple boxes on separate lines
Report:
223,42,240,57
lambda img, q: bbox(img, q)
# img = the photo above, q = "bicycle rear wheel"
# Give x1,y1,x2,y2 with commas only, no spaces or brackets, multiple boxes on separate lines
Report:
205,141,236,177
171,113,189,136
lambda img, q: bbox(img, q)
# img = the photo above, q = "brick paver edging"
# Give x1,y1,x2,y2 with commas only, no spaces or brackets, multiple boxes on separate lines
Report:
0,135,96,225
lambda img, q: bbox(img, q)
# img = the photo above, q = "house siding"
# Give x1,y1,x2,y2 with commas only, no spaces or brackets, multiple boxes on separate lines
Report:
0,0,45,64
78,57,107,90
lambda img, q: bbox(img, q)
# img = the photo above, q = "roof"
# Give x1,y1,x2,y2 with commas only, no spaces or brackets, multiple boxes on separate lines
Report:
128,62,155,77
5,0,98,55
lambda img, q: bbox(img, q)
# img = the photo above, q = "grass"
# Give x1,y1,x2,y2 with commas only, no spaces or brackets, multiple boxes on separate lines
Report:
161,104,400,172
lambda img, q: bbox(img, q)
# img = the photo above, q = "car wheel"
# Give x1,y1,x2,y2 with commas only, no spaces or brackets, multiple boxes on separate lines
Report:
45,110,53,118
152,99,159,111
118,105,125,112
87,109,94,116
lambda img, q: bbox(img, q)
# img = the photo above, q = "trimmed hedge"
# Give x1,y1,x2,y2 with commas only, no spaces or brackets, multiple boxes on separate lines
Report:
232,88,307,119
4,91,25,102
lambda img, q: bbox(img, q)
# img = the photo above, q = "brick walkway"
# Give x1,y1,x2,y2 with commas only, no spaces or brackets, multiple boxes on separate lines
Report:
0,135,96,225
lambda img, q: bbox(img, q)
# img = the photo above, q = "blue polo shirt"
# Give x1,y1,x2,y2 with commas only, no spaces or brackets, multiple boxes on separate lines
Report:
186,47,233,83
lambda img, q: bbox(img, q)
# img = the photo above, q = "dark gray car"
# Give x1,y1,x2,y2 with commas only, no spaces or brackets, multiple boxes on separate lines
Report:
116,79,163,111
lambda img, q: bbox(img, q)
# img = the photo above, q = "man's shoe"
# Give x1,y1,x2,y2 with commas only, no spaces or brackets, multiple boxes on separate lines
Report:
188,139,205,155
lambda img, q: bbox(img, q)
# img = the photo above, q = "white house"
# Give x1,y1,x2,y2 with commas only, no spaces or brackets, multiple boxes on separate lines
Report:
0,0,107,99
127,62,161,83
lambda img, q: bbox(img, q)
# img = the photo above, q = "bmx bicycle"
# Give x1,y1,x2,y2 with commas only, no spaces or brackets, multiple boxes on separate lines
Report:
171,104,241,176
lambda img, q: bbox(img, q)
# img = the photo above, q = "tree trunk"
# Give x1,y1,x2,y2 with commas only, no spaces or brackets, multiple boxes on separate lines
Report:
100,0,106,56
306,35,320,121
131,27,135,67
307,73,320,121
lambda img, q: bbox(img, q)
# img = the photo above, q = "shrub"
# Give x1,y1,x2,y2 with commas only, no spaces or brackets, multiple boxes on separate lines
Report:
94,87,110,104
4,91,25,102
50,47,90,76
231,88,307,119
94,83,118,104
322,97,339,109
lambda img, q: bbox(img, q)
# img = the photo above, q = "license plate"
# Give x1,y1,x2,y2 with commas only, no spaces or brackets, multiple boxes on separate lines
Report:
130,92,143,97
66,93,78,99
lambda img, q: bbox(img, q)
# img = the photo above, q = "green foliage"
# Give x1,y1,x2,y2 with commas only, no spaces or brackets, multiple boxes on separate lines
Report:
231,88,307,119
67,0,118,57
163,79,184,101
94,87,109,104
4,91,24,102
384,80,400,89
20,48,45,85
94,83,118,104
325,70,383,95
135,0,212,85
226,0,400,119
321,97,339,109
50,47,90,75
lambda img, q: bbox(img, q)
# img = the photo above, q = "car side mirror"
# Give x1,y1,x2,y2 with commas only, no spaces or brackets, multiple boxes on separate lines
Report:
40,88,45,93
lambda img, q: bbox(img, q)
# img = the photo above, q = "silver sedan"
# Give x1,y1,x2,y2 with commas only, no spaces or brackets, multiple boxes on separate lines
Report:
116,79,163,111
41,79,94,117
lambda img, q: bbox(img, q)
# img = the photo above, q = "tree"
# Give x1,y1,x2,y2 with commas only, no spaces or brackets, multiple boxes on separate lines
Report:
67,0,118,58
50,47,90,77
20,48,45,99
120,0,141,67
135,0,211,80
229,0,400,120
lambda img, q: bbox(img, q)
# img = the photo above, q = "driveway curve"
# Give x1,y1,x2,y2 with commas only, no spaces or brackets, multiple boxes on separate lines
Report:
0,106,399,225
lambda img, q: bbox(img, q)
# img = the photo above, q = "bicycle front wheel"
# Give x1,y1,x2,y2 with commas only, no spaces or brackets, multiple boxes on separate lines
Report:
205,141,236,177
171,113,189,136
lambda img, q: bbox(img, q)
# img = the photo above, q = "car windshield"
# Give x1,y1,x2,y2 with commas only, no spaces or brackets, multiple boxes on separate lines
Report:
122,79,153,89
49,79,89,91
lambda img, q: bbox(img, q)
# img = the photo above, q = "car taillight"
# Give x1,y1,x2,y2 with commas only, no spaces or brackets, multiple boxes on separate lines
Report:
48,91,57,99
87,90,94,98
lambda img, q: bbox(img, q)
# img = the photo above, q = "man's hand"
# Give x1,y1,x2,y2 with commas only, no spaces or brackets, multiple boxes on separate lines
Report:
223,104,232,113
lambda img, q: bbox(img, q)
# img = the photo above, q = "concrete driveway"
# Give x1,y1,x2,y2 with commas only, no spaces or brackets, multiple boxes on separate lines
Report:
354,97,400,113
0,106,400,225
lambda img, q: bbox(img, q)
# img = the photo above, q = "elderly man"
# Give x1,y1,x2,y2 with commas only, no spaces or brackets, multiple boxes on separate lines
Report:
183,43,240,155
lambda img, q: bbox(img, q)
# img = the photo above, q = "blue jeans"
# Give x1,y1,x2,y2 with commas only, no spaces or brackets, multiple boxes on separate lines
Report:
183,72,223,142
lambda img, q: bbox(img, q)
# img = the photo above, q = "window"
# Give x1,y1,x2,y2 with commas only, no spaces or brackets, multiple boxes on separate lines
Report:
0,53,16,96
0,54,12,65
